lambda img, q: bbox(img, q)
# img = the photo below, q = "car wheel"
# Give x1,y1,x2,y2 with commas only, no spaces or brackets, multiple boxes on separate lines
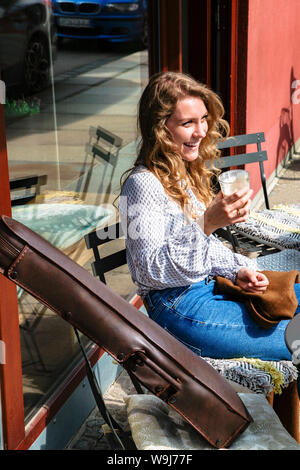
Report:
23,37,51,94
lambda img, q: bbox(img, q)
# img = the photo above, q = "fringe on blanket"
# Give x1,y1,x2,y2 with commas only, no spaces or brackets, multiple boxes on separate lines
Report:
203,357,298,396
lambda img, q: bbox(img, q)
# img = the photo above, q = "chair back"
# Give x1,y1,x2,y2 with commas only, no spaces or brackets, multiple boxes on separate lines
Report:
86,125,123,166
85,222,126,284
77,126,123,201
10,175,48,206
214,132,269,209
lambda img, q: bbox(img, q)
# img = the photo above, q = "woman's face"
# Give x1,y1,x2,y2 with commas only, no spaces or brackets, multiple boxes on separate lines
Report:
165,96,208,161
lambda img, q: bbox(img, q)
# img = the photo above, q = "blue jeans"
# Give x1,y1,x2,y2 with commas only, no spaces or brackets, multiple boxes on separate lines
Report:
145,278,300,361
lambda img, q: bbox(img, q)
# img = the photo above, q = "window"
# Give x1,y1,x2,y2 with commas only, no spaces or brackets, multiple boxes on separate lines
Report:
1,0,148,421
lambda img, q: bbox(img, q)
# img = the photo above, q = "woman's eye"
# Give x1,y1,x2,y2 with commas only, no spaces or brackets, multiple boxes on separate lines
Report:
183,120,192,126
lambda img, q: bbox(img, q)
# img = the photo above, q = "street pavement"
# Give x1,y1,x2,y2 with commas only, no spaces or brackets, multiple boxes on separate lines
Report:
6,47,148,199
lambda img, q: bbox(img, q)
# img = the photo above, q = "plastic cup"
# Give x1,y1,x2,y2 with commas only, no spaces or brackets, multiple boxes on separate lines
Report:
218,169,250,196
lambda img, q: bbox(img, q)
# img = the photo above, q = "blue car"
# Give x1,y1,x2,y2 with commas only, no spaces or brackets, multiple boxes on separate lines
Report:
52,0,147,47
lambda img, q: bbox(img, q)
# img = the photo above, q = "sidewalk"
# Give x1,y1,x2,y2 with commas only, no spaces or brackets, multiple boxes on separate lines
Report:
266,156,300,208
66,155,300,451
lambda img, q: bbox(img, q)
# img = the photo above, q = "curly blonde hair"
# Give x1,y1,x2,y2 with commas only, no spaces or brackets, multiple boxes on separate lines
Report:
122,71,229,213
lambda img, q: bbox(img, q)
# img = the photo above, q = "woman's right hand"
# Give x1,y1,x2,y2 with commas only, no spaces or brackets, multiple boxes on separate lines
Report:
203,187,253,236
236,268,269,292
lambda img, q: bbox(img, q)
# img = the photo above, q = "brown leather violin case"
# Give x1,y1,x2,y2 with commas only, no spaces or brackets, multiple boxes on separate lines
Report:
0,215,252,448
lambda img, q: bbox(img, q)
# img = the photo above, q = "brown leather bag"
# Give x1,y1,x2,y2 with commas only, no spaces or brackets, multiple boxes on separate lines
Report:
0,215,252,448
216,271,299,329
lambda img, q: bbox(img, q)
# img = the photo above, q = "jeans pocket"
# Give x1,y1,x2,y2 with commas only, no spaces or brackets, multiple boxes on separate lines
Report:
167,285,193,309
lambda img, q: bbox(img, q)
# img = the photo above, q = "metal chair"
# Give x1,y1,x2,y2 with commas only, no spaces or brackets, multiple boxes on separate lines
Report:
214,132,299,255
85,222,126,283
213,132,270,254
76,125,123,204
10,174,48,206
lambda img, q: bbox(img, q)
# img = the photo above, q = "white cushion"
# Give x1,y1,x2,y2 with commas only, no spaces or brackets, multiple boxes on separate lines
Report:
12,203,113,299
12,203,113,250
125,393,300,450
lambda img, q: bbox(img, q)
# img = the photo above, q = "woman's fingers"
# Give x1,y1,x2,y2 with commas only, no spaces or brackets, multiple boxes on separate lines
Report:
224,188,253,205
219,192,249,213
255,272,269,284
236,269,269,292
236,281,267,293
224,189,253,222
204,188,253,233
231,200,252,221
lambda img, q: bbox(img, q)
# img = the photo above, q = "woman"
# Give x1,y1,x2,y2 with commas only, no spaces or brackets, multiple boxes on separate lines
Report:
119,71,300,362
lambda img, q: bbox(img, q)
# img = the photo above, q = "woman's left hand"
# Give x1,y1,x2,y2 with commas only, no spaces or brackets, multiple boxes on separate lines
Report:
235,268,269,293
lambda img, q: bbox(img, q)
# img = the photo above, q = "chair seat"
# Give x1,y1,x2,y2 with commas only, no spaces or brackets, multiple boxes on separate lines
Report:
233,204,300,251
256,248,300,271
125,393,300,450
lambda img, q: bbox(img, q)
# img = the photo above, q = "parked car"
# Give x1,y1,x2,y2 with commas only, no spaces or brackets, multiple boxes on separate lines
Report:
0,0,57,97
52,0,147,47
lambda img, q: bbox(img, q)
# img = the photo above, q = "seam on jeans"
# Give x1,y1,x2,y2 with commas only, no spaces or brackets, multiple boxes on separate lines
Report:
169,307,261,328
168,285,193,309
164,326,202,356
147,301,165,322
161,302,289,331
160,303,207,325
173,313,287,331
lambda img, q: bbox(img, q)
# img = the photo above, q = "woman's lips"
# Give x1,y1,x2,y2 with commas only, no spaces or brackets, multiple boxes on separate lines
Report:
184,142,199,148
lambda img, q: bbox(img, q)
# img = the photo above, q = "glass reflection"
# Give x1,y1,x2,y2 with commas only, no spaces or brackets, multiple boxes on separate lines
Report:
1,0,148,419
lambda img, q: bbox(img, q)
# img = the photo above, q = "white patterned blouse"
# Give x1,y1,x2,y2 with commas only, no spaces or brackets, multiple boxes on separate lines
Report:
119,166,257,298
